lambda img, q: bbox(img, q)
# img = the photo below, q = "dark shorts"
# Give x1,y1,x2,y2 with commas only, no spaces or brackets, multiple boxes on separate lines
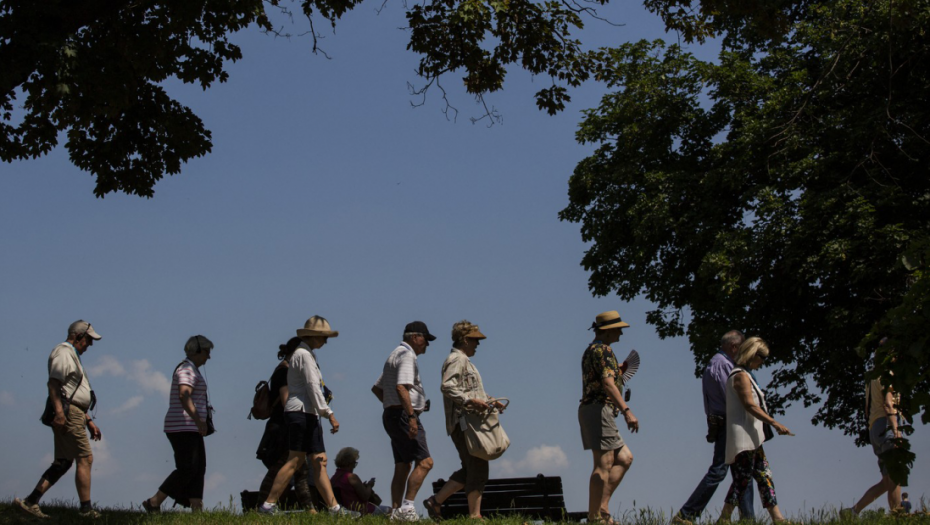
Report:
286,412,325,454
382,407,430,464
870,416,899,476
578,402,625,451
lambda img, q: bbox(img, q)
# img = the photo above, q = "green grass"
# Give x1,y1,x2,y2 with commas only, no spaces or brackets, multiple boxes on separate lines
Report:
2,501,929,525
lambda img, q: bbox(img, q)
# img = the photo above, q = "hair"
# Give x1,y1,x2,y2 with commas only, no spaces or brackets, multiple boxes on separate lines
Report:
334,447,360,469
735,336,769,367
451,320,480,346
278,336,303,360
184,335,214,358
403,332,421,343
720,330,745,350
903,492,909,499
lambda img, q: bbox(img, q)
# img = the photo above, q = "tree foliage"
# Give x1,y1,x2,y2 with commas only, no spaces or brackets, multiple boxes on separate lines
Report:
560,0,930,472
1,0,603,197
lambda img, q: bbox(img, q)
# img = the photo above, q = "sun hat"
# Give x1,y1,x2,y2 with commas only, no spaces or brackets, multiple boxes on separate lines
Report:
404,321,437,341
464,326,487,340
70,320,102,340
590,311,630,331
297,316,339,338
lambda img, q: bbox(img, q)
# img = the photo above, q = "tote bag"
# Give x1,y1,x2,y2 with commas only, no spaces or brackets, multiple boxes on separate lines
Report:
461,398,510,461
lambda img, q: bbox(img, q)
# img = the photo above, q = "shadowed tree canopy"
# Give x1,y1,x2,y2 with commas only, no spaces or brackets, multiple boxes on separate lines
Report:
561,0,928,482
1,0,605,197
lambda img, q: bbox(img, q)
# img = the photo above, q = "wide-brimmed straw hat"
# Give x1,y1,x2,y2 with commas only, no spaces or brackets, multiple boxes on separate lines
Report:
591,311,630,331
297,316,339,338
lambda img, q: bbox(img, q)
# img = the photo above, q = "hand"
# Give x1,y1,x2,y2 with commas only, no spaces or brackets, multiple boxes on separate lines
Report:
366,478,376,488
52,412,67,429
87,420,102,441
467,399,490,411
407,415,419,439
773,422,791,435
492,401,506,413
195,417,208,436
329,414,340,434
893,428,902,439
624,410,639,433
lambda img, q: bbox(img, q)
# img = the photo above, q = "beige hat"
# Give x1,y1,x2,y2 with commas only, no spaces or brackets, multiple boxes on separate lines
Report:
465,327,487,340
70,320,102,340
591,311,630,331
297,316,339,338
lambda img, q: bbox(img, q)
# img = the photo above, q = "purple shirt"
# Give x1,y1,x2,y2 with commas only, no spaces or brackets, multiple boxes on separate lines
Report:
702,351,735,416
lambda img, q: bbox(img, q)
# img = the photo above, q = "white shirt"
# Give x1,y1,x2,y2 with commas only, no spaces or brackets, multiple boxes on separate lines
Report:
284,343,333,418
48,342,92,410
725,367,767,464
374,342,426,410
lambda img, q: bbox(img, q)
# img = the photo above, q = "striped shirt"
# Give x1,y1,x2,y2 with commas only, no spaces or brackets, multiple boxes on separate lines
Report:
163,359,208,433
374,343,426,410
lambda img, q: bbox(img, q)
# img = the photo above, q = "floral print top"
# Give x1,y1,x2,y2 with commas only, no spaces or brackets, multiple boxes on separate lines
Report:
580,342,623,408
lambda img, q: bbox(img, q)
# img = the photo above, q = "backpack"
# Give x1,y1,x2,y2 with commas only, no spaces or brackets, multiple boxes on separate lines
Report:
248,380,278,420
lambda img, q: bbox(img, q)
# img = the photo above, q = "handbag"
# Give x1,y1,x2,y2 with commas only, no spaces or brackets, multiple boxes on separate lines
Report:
461,397,510,461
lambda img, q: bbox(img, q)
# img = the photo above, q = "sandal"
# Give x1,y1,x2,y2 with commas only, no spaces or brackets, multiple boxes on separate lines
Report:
141,498,161,514
423,496,443,521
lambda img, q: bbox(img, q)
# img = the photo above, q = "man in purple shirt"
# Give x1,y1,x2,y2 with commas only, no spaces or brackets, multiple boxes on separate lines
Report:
673,330,754,523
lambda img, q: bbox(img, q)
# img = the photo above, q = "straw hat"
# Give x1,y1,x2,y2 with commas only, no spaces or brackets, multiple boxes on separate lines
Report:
297,316,339,338
591,311,630,331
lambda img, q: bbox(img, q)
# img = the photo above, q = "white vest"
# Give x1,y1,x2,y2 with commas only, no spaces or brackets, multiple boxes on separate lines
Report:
725,367,767,464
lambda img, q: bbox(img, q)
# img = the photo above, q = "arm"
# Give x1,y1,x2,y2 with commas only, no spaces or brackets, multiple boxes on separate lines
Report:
305,356,338,433
732,373,790,435
178,384,207,436
883,389,901,438
396,385,419,438
48,378,66,428
347,472,373,502
85,412,102,441
441,357,487,410
601,374,638,432
279,385,289,407
371,384,384,402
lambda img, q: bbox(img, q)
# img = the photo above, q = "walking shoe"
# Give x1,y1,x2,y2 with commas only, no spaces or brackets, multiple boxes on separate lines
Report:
141,498,161,513
671,514,693,525
257,503,279,515
78,508,102,519
329,505,361,518
423,496,443,520
14,498,50,519
391,506,421,522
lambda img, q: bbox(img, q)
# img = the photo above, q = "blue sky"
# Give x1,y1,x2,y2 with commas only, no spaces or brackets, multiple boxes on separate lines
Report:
1,0,927,518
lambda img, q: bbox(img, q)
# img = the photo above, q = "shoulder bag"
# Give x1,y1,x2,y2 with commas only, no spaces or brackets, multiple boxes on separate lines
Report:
461,397,511,461
40,348,85,426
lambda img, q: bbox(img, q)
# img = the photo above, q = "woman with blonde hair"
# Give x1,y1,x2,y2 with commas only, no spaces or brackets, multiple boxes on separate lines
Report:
719,337,792,523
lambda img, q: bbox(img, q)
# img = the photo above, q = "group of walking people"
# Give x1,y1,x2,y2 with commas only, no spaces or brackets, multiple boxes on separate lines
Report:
12,313,913,522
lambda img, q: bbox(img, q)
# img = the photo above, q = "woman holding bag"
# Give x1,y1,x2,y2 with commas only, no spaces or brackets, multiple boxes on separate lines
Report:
424,320,506,520
719,337,792,523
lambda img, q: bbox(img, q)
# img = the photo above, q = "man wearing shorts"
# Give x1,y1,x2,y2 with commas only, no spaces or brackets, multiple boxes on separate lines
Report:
372,321,435,521
14,320,103,520
578,311,639,523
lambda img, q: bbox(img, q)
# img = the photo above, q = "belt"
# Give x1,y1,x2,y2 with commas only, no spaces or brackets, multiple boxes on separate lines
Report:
386,405,423,416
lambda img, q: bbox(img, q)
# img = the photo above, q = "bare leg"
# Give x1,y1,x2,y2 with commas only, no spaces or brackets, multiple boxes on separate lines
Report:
310,453,338,509
467,490,483,518
405,457,434,501
601,447,633,519
887,483,902,510
718,503,735,522
75,455,93,502
588,450,613,520
766,505,785,522
265,452,306,504
148,490,169,507
852,473,899,514
190,498,203,512
392,463,412,508
434,480,465,504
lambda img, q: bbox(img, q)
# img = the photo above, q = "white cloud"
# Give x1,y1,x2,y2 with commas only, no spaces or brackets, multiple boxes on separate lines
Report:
493,444,569,477
90,436,120,478
0,390,14,406
87,355,126,376
86,355,170,397
204,472,227,491
130,360,171,396
110,395,145,415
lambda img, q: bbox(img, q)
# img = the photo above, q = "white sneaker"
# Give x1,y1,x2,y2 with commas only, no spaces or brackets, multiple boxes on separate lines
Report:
329,505,361,518
391,506,420,522
14,498,50,519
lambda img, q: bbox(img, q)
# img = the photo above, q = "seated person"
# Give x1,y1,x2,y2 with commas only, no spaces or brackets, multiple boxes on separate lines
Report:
330,447,390,515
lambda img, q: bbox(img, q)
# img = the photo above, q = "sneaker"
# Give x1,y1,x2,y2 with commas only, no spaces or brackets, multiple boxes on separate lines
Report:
672,514,693,525
392,506,420,522
78,508,102,519
141,498,161,514
257,503,279,515
423,496,442,521
329,505,361,518
14,498,50,519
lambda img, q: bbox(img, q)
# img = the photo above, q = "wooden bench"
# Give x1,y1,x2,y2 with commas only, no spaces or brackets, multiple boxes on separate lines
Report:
431,474,586,521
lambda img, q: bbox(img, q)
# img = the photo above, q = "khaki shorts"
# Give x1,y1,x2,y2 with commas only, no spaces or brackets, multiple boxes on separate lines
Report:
54,404,92,459
578,402,625,451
